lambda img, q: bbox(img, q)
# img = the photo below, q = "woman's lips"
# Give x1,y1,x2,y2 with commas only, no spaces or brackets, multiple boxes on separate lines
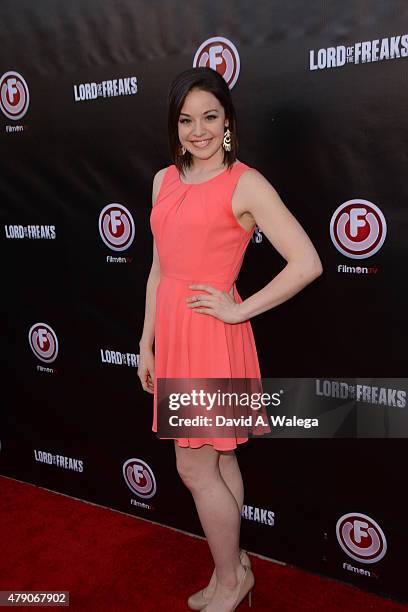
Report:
191,138,213,148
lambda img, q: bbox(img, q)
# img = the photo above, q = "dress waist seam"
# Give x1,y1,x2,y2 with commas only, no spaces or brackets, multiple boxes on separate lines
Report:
160,272,236,286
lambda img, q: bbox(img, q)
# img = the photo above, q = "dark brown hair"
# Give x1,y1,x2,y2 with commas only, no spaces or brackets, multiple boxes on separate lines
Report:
167,67,238,174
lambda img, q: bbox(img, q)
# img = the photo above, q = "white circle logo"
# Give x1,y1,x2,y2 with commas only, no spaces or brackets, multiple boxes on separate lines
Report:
123,458,156,499
193,37,240,89
0,71,30,120
98,203,135,251
28,323,58,363
336,512,387,564
330,199,387,259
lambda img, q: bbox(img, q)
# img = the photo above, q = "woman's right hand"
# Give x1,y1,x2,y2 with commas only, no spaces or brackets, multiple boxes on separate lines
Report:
138,345,155,394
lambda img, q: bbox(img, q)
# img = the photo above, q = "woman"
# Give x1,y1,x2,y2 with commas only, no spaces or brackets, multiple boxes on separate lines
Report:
138,66,323,611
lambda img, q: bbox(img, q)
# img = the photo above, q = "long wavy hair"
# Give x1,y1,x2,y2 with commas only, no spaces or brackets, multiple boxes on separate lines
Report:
167,67,238,175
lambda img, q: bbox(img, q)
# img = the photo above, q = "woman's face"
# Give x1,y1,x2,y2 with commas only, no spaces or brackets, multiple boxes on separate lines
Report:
178,88,228,161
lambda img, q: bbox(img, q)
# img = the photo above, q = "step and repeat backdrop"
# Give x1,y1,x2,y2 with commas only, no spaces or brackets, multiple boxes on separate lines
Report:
1,0,408,605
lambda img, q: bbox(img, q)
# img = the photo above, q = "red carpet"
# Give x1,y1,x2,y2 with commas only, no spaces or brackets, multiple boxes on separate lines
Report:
0,475,406,611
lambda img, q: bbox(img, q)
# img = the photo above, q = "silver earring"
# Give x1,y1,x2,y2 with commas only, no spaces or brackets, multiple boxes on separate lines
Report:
180,145,186,155
222,127,231,152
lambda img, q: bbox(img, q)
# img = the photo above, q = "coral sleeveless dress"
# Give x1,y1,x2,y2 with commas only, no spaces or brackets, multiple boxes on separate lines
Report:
150,159,265,450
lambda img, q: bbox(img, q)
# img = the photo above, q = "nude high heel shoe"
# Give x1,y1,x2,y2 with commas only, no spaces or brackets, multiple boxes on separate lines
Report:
187,549,251,611
232,564,255,610
202,564,255,611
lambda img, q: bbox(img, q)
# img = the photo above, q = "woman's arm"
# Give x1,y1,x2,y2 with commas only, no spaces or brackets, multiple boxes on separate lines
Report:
234,169,323,321
138,248,160,350
138,168,167,349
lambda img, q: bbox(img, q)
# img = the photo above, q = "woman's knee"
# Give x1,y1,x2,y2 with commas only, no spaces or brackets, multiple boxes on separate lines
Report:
219,449,237,471
175,445,219,489
175,461,197,488
219,449,236,465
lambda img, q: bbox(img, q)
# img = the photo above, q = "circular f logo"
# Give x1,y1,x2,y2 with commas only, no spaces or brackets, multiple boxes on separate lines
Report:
193,37,240,89
123,458,156,499
0,71,30,120
336,512,387,564
330,199,387,259
98,203,135,251
28,323,58,363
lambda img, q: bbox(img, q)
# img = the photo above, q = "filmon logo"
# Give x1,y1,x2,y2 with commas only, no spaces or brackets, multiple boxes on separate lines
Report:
0,70,29,121
28,323,58,364
123,458,157,508
310,33,408,70
330,199,387,268
193,37,240,89
336,512,387,564
98,203,135,258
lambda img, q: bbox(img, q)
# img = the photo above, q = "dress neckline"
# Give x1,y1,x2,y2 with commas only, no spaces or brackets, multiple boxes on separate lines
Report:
178,160,241,186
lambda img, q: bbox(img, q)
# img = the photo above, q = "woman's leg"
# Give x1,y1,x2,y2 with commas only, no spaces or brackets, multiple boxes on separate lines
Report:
184,448,245,599
174,441,245,604
219,449,244,513
203,450,245,599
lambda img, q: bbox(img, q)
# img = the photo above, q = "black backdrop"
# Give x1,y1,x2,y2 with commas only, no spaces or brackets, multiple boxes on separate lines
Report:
1,0,408,605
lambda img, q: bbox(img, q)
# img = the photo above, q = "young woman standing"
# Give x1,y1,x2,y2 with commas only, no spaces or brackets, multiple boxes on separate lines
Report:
138,66,323,611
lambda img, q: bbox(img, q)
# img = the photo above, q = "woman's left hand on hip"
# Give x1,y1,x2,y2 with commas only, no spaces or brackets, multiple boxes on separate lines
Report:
186,284,243,324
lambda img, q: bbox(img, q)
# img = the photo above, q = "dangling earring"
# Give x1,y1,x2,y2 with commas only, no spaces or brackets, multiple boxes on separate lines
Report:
222,127,231,152
180,145,186,155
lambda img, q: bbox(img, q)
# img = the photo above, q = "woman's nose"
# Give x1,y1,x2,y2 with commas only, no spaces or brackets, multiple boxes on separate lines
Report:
192,122,206,136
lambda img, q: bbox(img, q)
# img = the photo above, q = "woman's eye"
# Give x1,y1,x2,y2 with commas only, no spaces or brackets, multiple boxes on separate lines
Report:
179,115,217,124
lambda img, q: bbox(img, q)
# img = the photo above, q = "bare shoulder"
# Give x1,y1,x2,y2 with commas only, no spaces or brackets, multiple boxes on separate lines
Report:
232,166,281,222
152,165,172,206
234,167,284,210
238,166,276,192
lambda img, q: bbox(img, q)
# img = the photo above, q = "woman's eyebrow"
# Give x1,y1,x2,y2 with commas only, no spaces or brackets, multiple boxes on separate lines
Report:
179,109,219,116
